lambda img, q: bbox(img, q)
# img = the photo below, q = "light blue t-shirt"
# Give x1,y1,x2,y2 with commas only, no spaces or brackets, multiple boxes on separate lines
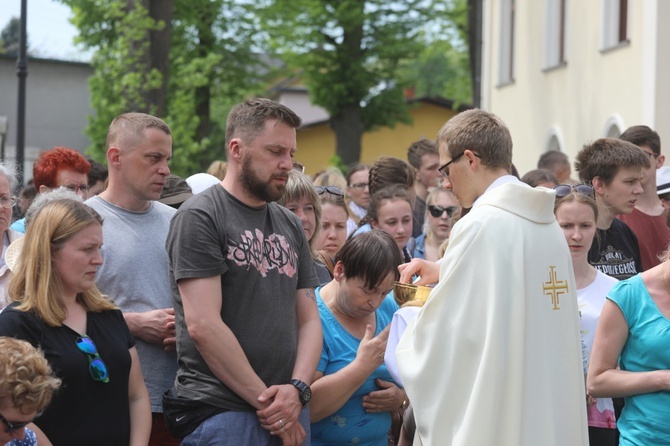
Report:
351,223,372,237
311,287,399,446
608,274,670,445
9,218,25,233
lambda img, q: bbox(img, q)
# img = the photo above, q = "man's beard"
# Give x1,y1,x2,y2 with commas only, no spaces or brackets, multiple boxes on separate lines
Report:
239,154,287,203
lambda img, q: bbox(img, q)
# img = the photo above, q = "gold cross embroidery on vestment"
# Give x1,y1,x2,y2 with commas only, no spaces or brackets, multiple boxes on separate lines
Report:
542,265,568,310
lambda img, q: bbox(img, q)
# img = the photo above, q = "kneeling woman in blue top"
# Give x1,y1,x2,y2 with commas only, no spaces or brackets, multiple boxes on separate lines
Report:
311,229,405,446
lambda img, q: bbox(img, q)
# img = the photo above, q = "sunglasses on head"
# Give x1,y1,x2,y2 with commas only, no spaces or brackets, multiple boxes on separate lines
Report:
316,186,344,197
0,412,38,434
76,335,110,383
428,205,458,218
553,184,594,198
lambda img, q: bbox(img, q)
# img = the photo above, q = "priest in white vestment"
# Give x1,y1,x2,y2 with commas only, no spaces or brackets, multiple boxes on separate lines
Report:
396,109,589,446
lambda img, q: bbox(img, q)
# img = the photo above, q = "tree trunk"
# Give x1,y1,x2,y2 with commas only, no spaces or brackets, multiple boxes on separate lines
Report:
330,104,364,166
148,0,173,117
126,0,172,115
194,3,215,142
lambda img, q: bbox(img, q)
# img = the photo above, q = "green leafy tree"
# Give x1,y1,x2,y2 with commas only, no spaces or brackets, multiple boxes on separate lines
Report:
406,0,472,106
59,0,262,175
258,0,460,166
61,0,169,159
0,17,27,55
400,38,472,106
167,0,264,170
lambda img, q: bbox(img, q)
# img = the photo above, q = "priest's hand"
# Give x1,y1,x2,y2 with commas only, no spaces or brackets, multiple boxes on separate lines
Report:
398,258,439,285
362,379,404,413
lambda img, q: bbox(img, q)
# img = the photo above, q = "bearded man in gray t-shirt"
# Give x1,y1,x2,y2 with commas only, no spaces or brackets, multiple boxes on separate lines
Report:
166,99,321,446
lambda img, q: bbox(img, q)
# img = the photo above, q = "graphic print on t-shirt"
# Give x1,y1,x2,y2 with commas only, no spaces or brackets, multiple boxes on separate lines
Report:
227,229,298,277
590,245,637,280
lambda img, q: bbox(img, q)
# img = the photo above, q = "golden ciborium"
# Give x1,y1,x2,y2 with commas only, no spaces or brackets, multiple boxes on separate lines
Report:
393,282,432,306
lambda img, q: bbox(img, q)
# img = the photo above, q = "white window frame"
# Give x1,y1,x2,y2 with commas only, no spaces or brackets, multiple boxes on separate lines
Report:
601,0,629,51
602,115,625,137
498,0,515,85
544,0,567,70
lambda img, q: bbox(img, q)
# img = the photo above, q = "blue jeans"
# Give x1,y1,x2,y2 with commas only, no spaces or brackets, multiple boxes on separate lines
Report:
181,406,311,446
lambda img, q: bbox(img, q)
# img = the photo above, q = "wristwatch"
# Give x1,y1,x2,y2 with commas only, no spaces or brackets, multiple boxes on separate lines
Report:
289,379,312,406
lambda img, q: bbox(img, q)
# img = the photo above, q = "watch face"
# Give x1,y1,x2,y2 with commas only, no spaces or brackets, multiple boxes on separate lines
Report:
303,387,312,402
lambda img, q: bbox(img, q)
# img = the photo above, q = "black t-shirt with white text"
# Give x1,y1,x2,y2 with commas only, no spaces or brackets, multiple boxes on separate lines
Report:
588,218,642,280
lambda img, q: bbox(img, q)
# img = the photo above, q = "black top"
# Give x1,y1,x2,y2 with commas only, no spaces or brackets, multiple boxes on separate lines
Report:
412,195,426,238
588,218,642,280
0,303,135,446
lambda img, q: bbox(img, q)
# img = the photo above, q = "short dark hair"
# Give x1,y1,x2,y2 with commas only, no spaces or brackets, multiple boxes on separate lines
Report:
575,138,650,185
20,183,37,201
407,139,438,169
620,125,661,155
537,150,570,171
86,157,108,187
225,98,301,147
521,169,558,188
335,230,403,290
345,164,371,186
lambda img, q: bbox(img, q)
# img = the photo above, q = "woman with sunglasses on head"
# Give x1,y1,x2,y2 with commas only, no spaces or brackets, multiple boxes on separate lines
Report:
554,185,618,446
278,170,335,283
313,166,348,192
414,187,459,261
0,199,151,446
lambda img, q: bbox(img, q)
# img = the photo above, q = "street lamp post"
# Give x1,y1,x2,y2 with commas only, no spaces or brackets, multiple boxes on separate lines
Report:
16,0,28,187
0,116,7,164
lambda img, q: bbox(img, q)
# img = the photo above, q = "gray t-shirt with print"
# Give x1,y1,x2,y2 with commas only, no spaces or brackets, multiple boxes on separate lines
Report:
166,185,318,411
85,196,178,412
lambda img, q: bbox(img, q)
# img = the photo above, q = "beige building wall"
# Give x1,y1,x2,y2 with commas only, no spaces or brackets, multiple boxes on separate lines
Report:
482,0,667,177
655,0,670,141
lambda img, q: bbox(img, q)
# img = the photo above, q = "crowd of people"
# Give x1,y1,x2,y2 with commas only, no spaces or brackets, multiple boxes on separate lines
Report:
0,98,668,446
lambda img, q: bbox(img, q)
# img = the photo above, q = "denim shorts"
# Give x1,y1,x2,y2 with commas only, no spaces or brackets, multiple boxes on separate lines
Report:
181,405,311,446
